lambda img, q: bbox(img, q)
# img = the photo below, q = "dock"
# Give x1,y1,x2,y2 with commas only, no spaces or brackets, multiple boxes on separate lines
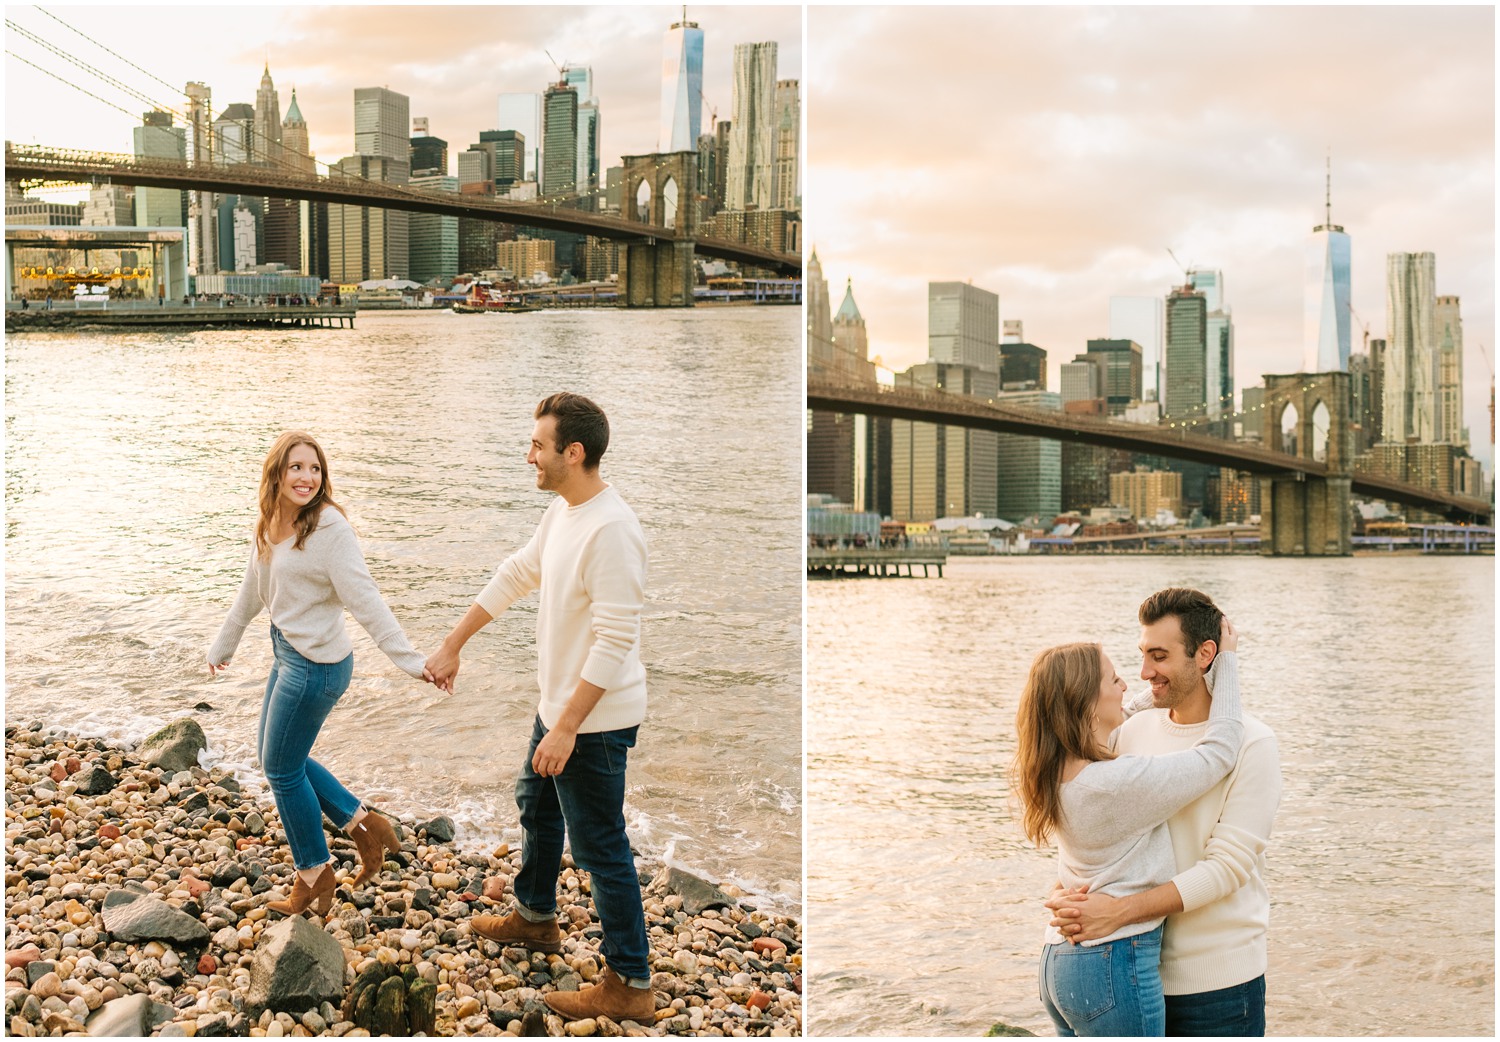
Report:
6,301,357,331
807,545,948,579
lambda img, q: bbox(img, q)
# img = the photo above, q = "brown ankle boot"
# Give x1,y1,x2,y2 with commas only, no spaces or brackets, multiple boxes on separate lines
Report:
544,968,656,1024
266,865,335,917
471,909,562,953
347,811,400,887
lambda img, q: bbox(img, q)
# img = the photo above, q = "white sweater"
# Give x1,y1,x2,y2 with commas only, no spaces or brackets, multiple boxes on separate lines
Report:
476,485,647,733
1046,652,1243,948
208,508,426,678
1115,670,1282,995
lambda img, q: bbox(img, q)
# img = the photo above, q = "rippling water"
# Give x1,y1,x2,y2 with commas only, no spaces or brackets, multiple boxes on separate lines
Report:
5,307,803,911
806,556,1494,1036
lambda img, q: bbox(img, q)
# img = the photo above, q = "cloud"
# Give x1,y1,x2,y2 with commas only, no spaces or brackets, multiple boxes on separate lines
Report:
807,5,1495,467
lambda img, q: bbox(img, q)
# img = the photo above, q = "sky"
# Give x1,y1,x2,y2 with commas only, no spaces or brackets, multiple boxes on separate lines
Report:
4,4,800,179
807,6,1496,471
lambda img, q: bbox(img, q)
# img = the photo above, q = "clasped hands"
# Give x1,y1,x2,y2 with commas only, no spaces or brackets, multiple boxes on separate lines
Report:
1045,884,1126,945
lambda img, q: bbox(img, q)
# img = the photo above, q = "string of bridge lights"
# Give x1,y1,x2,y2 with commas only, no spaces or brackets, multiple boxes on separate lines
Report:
10,10,701,219
814,331,1340,433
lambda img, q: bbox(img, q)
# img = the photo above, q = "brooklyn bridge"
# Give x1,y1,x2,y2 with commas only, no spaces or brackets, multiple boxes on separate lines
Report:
5,144,799,307
807,373,1492,556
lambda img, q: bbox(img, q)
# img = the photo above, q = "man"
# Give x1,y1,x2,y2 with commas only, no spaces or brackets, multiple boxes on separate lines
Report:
1047,587,1282,1036
425,392,655,1025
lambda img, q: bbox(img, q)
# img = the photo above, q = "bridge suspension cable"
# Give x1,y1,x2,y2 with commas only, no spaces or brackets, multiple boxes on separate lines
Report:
33,4,180,95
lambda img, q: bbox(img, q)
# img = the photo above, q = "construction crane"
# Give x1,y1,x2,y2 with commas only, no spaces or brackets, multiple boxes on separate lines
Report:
1349,302,1371,352
1166,247,1195,287
544,49,570,84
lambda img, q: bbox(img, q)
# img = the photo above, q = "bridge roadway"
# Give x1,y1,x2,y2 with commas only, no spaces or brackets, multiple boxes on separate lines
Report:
3,145,799,276
807,378,1493,522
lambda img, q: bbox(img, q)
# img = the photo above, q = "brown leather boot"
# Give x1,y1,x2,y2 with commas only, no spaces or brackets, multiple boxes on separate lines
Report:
347,810,400,887
470,909,562,953
266,865,335,917
544,968,656,1024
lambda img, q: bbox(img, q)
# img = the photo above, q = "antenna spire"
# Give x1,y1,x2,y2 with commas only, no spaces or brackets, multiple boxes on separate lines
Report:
1325,151,1332,227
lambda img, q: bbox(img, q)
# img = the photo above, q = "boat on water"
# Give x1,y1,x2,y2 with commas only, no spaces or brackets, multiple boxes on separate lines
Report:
452,281,539,314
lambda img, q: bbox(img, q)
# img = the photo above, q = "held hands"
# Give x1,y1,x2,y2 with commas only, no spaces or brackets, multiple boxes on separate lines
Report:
424,645,459,694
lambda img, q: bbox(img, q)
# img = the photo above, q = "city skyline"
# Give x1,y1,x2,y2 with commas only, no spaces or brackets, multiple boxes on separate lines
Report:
4,5,800,184
807,6,1495,469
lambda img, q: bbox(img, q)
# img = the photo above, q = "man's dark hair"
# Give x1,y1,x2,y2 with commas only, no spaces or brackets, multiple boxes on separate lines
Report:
1139,587,1223,657
535,392,609,471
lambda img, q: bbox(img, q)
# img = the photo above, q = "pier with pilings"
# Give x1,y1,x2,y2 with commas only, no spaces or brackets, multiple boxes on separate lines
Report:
5,301,356,331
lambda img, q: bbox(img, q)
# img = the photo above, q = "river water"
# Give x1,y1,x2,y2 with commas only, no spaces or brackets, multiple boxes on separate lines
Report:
5,306,804,912
806,555,1494,1037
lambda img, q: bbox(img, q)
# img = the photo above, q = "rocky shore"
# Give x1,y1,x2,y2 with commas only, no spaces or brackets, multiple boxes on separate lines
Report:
4,720,801,1037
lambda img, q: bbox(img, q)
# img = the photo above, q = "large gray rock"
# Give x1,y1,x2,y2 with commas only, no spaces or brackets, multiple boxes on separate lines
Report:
655,866,736,915
244,916,346,1017
417,815,455,843
72,766,119,796
86,993,175,1036
136,718,207,773
101,889,210,946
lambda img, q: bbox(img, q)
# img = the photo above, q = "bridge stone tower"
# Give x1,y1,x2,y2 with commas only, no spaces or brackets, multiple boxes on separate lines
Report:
1259,371,1353,556
617,151,697,307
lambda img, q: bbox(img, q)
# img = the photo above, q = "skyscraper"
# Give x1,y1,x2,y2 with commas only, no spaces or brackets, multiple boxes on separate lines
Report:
1164,284,1208,422
660,14,703,152
409,117,448,176
132,111,185,227
498,93,541,183
256,67,297,270
773,79,799,210
213,103,255,165
542,81,579,198
726,42,776,210
1303,162,1352,372
281,90,324,278
253,64,283,168
354,87,410,161
184,81,215,276
927,281,999,371
1435,294,1464,445
408,172,459,284
892,363,1000,521
564,66,600,208
1189,270,1233,421
1082,339,1144,415
1384,252,1438,443
333,88,411,280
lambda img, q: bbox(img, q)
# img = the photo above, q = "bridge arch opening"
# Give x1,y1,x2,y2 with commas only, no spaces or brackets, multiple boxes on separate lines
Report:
635,180,652,223
1310,400,1330,463
1279,402,1300,457
661,176,678,230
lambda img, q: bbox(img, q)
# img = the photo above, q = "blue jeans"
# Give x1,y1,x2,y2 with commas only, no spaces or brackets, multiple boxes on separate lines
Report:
259,626,360,870
1040,925,1166,1037
1165,975,1266,1037
513,715,649,982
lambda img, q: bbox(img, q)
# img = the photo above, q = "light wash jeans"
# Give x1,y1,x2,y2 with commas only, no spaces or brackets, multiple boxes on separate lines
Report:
1039,923,1166,1037
259,625,360,870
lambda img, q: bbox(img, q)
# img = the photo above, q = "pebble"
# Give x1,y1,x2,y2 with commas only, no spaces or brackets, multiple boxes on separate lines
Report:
3,723,803,1038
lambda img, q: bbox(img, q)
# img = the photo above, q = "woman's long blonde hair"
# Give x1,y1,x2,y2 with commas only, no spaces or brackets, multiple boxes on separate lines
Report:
1011,642,1114,847
254,431,345,560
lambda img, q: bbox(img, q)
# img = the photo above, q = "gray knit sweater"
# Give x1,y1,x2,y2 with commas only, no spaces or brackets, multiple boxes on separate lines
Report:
208,508,426,678
1045,650,1243,946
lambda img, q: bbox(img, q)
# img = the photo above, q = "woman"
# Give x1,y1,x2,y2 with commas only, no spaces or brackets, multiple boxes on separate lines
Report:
208,431,422,916
1012,621,1241,1037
